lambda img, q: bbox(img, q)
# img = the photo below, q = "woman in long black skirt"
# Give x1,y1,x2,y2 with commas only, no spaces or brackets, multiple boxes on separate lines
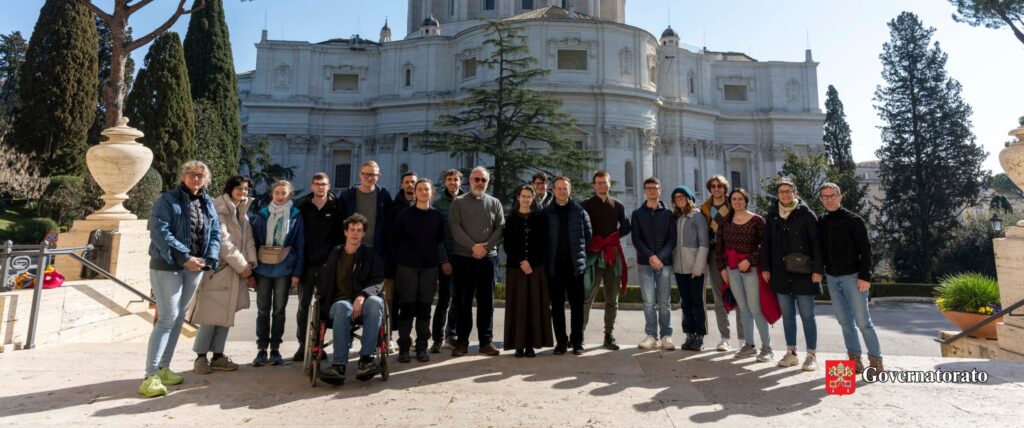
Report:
503,185,554,357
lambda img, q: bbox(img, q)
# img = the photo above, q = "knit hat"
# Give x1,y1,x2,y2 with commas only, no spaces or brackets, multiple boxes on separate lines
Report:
672,185,696,203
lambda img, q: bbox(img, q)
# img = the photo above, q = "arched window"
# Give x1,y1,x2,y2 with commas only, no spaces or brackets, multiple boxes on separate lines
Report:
624,161,635,190
404,68,412,87
688,70,696,94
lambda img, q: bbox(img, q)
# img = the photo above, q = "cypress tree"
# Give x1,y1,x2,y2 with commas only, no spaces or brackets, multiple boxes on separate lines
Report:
0,31,28,130
822,84,869,217
125,32,196,190
11,0,98,176
873,12,987,282
184,0,241,183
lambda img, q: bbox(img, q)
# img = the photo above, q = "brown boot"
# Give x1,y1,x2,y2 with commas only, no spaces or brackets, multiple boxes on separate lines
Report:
868,357,884,372
848,353,864,374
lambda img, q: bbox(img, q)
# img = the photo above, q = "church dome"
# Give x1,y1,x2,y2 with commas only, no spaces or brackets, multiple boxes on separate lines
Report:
661,26,678,39
422,15,439,27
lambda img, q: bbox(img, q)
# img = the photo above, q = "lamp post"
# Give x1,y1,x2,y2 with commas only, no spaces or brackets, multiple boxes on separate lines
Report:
991,212,1004,238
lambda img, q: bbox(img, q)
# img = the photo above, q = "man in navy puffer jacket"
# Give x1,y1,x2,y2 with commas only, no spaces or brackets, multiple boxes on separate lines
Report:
631,177,677,351
544,177,593,355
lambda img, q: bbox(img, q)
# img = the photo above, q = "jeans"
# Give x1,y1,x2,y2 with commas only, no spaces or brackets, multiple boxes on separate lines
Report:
827,274,882,360
255,275,290,349
431,269,457,342
638,265,672,338
582,262,620,335
396,265,438,351
708,255,743,340
452,255,497,346
295,267,321,345
329,296,385,364
193,325,230,354
777,293,817,351
727,268,771,348
145,269,202,377
676,273,707,335
550,266,585,346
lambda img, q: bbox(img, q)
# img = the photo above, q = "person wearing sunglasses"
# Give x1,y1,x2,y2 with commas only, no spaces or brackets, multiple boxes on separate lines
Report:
699,175,744,352
448,166,505,357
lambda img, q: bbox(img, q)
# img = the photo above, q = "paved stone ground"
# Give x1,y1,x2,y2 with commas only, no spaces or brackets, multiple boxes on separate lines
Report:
2,300,1022,426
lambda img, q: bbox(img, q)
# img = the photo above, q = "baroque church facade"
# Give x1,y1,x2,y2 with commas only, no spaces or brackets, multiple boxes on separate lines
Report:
238,0,824,208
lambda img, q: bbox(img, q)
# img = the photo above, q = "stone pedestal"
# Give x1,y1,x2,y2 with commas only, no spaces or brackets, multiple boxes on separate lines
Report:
993,225,1024,357
53,219,151,293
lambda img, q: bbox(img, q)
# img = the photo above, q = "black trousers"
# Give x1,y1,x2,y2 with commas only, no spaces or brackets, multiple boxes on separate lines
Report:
452,255,496,347
676,273,708,335
396,265,438,351
295,267,320,345
549,265,585,346
431,269,457,342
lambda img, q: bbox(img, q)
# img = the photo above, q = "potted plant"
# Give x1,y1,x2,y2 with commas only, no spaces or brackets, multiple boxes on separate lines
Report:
935,273,1002,339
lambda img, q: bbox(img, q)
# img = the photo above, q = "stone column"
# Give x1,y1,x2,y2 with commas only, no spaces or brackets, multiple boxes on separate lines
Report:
994,125,1024,358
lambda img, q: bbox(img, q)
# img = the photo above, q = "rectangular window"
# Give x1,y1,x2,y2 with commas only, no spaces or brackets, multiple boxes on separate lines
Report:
688,76,695,94
484,0,495,10
333,150,352,188
402,137,410,152
462,59,477,78
575,140,584,150
694,169,701,197
450,0,456,16
557,50,588,71
523,0,534,9
404,69,412,87
723,84,747,101
332,73,359,91
731,171,743,189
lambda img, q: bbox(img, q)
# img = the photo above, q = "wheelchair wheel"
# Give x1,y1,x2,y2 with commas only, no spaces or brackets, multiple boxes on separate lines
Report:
301,301,317,374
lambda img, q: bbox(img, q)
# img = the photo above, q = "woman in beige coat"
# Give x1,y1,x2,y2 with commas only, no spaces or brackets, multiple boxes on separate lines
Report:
190,176,258,374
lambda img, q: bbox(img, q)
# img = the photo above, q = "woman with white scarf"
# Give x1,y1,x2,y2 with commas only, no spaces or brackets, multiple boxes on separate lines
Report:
250,180,305,366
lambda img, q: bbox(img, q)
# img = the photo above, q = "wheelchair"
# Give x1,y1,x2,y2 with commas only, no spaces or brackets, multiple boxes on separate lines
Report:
303,293,390,387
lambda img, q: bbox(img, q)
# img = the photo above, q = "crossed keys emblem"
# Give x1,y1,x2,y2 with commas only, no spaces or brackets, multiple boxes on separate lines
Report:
825,361,856,395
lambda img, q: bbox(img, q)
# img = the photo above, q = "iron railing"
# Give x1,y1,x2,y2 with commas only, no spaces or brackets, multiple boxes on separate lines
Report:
936,297,1024,346
2,240,157,349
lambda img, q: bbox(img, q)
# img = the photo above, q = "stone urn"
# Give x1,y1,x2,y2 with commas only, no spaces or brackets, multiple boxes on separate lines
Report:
85,117,153,220
1003,125,1024,226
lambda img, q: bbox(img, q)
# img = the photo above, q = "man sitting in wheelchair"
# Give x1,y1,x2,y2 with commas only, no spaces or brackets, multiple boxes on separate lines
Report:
315,213,385,384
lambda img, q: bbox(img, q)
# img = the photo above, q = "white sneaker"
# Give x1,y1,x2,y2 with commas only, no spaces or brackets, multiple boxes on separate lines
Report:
777,352,799,367
660,336,675,351
756,347,774,362
388,340,398,353
638,335,657,349
802,353,818,371
716,339,731,352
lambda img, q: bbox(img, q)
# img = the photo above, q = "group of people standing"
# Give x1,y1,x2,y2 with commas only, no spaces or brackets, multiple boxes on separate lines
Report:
138,159,882,397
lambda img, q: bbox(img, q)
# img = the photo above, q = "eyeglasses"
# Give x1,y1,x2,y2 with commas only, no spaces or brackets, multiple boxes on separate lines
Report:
819,194,840,200
186,172,205,180
711,184,726,189
473,177,489,183
360,172,380,178
778,190,794,195
644,186,660,191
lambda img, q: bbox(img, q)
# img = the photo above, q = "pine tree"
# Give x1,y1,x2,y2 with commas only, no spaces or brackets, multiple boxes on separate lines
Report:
822,84,869,216
873,12,987,282
90,17,134,145
950,0,1024,47
125,32,196,190
418,20,597,200
10,0,98,176
184,0,242,183
0,31,28,131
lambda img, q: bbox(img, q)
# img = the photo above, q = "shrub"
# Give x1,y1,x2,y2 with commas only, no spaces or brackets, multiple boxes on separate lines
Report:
6,217,58,244
38,175,87,227
124,167,163,220
935,273,1000,315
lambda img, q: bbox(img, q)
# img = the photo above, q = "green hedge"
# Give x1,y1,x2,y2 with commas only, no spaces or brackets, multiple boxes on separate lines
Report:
4,217,58,244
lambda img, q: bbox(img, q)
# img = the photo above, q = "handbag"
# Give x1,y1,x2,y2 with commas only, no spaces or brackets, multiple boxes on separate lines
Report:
258,245,290,265
779,217,813,275
186,265,236,326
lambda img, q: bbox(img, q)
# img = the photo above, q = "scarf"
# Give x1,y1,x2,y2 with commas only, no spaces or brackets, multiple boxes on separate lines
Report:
587,230,628,292
266,200,293,247
779,199,798,220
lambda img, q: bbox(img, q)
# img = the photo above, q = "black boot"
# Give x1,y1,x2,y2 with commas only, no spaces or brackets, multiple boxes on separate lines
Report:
603,333,620,351
691,335,704,351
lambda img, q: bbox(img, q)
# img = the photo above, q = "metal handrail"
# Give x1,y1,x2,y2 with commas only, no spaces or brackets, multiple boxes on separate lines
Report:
3,241,160,349
936,297,1024,346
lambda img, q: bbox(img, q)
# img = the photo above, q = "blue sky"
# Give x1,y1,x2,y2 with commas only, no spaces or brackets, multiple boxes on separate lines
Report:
2,0,1021,172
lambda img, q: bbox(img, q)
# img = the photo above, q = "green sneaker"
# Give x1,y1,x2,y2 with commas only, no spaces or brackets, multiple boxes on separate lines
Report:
138,375,167,398
157,368,184,386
